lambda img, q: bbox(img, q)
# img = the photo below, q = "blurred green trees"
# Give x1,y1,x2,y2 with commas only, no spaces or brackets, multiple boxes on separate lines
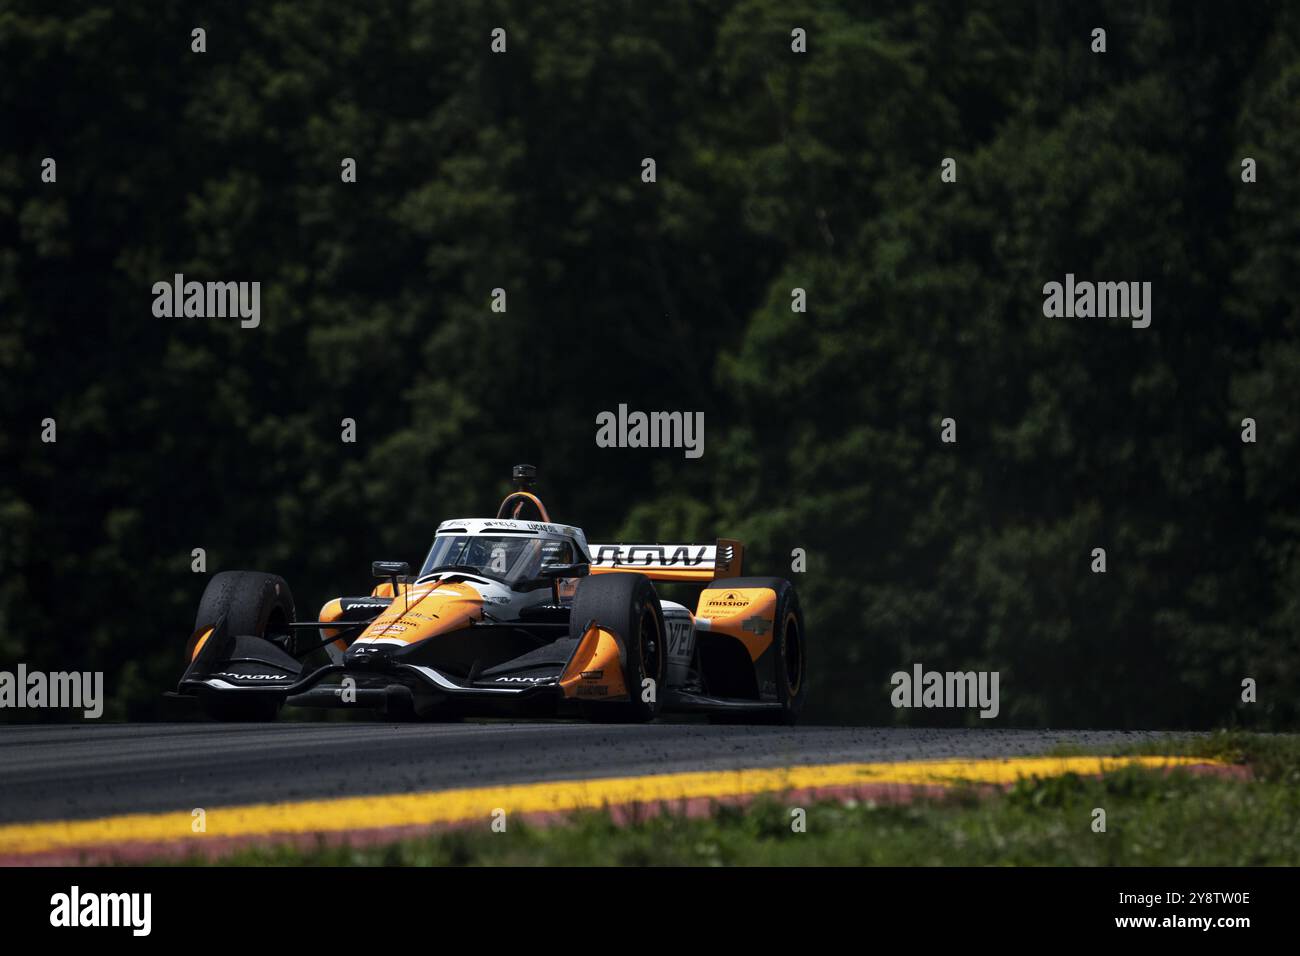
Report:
0,1,1294,725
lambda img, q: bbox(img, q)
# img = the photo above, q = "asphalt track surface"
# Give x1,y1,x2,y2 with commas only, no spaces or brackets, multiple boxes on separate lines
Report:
0,722,1180,825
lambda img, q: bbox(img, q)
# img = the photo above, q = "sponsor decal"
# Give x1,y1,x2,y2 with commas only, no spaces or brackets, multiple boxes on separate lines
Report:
494,676,549,683
212,672,289,681
580,670,604,680
665,617,694,663
741,615,770,635
593,544,710,568
481,519,570,535
704,591,751,609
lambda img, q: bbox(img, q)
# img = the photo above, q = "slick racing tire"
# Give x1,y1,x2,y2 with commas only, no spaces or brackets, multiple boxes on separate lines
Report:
194,571,297,722
569,572,666,723
707,577,806,726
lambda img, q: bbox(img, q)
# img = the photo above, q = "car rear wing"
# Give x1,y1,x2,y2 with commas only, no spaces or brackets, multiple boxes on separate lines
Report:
587,538,743,582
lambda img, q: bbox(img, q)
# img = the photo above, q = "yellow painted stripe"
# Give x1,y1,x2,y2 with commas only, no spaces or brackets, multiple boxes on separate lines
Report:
0,755,1217,856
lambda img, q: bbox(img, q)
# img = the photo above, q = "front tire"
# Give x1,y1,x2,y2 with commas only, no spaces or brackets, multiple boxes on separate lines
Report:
569,573,666,723
193,571,297,722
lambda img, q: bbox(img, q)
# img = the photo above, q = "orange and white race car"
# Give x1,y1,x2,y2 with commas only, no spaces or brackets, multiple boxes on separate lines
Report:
175,465,806,724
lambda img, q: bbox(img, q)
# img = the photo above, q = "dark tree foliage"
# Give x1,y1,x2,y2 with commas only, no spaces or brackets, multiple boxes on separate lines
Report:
0,1,1294,725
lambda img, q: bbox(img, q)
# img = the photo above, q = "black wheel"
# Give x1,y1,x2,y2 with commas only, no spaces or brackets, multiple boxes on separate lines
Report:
196,570,297,651
569,572,666,723
706,577,806,725
194,571,297,722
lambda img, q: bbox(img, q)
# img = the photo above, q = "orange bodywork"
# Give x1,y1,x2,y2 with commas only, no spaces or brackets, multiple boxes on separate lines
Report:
187,626,214,663
355,579,484,646
316,598,353,654
588,565,715,583
558,624,629,701
694,586,777,661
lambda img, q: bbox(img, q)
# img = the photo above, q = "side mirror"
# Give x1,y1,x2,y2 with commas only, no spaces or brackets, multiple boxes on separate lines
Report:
372,561,410,579
540,562,589,579
372,560,410,605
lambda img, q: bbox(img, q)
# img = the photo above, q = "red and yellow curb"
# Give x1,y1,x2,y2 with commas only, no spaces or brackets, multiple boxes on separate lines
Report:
0,755,1232,864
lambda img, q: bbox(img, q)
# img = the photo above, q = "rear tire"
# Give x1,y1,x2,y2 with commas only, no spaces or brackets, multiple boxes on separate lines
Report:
569,573,666,723
705,577,806,725
194,571,297,722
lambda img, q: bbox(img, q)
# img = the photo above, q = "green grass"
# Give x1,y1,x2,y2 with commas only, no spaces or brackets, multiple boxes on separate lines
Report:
187,732,1300,866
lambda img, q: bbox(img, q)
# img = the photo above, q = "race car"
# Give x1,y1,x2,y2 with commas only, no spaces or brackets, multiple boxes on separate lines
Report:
174,465,806,724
